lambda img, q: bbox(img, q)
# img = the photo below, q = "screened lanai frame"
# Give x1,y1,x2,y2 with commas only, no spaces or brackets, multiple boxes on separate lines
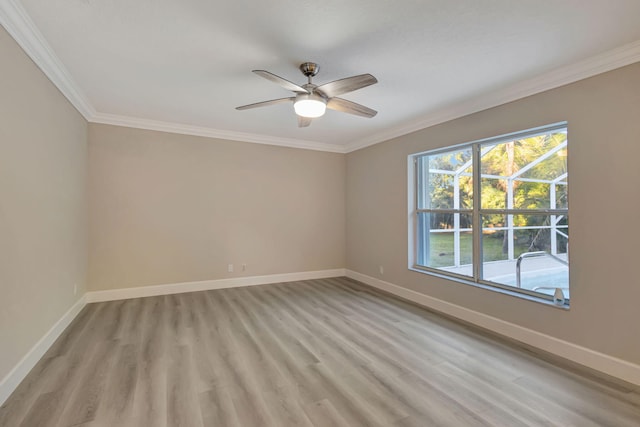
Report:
408,122,569,302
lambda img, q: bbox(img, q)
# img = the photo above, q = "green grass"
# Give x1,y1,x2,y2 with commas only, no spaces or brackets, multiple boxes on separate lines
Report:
427,232,531,267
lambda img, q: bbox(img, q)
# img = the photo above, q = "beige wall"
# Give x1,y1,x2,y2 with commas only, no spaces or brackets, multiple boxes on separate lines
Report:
347,62,640,365
88,124,345,291
0,27,88,380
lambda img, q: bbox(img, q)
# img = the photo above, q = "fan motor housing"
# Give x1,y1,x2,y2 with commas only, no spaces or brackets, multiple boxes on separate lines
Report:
299,62,319,77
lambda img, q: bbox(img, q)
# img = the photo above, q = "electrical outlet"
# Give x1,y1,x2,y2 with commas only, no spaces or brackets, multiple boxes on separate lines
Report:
379,265,384,275
242,264,246,271
228,264,234,273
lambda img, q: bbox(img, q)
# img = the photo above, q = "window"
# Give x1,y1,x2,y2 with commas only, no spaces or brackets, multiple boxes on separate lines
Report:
409,123,569,304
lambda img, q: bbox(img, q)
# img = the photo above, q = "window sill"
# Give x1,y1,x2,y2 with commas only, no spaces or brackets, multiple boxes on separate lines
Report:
408,266,570,310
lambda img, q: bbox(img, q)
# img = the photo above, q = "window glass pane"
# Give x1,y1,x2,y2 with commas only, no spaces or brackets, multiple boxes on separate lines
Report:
417,212,472,276
481,214,569,298
480,130,568,211
418,148,473,210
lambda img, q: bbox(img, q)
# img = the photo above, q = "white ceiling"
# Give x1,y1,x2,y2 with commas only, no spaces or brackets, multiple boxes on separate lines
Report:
4,0,640,151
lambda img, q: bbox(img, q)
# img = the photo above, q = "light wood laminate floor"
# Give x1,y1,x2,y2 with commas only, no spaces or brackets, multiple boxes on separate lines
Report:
2,277,640,426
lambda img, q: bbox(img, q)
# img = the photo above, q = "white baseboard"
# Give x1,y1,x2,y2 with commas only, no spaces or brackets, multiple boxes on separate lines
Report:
9,268,633,408
0,295,87,405
346,269,640,387
86,268,347,303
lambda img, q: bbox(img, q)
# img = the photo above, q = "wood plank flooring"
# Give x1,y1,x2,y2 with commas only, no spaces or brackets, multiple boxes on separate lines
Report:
2,277,640,426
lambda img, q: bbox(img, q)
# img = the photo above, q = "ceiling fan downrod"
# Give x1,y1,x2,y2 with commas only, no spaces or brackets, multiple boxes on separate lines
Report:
299,62,320,85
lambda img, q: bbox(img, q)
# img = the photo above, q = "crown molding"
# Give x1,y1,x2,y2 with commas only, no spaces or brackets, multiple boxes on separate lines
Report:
344,39,640,153
90,112,347,153
0,0,345,153
0,0,95,119
3,0,639,154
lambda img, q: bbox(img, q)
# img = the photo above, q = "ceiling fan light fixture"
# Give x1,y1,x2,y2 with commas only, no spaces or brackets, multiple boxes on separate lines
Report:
294,93,326,118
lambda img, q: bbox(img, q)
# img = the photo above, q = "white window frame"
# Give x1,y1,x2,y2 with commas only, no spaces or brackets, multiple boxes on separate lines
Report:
408,122,569,305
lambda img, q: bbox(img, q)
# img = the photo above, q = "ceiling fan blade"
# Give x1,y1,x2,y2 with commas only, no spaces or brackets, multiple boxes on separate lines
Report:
298,116,312,127
253,70,309,93
315,74,377,98
327,97,377,118
236,97,294,110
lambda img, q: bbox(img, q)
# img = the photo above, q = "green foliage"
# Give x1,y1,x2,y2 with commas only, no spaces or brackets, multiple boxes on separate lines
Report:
425,131,568,253
479,132,567,214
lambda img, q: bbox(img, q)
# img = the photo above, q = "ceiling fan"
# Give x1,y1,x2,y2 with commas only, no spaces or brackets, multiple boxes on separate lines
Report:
236,62,378,127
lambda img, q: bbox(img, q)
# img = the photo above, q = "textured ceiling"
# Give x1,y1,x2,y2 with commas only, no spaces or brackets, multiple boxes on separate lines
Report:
13,0,640,149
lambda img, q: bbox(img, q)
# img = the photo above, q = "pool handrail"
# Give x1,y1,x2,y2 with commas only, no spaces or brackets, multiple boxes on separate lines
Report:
515,251,568,288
